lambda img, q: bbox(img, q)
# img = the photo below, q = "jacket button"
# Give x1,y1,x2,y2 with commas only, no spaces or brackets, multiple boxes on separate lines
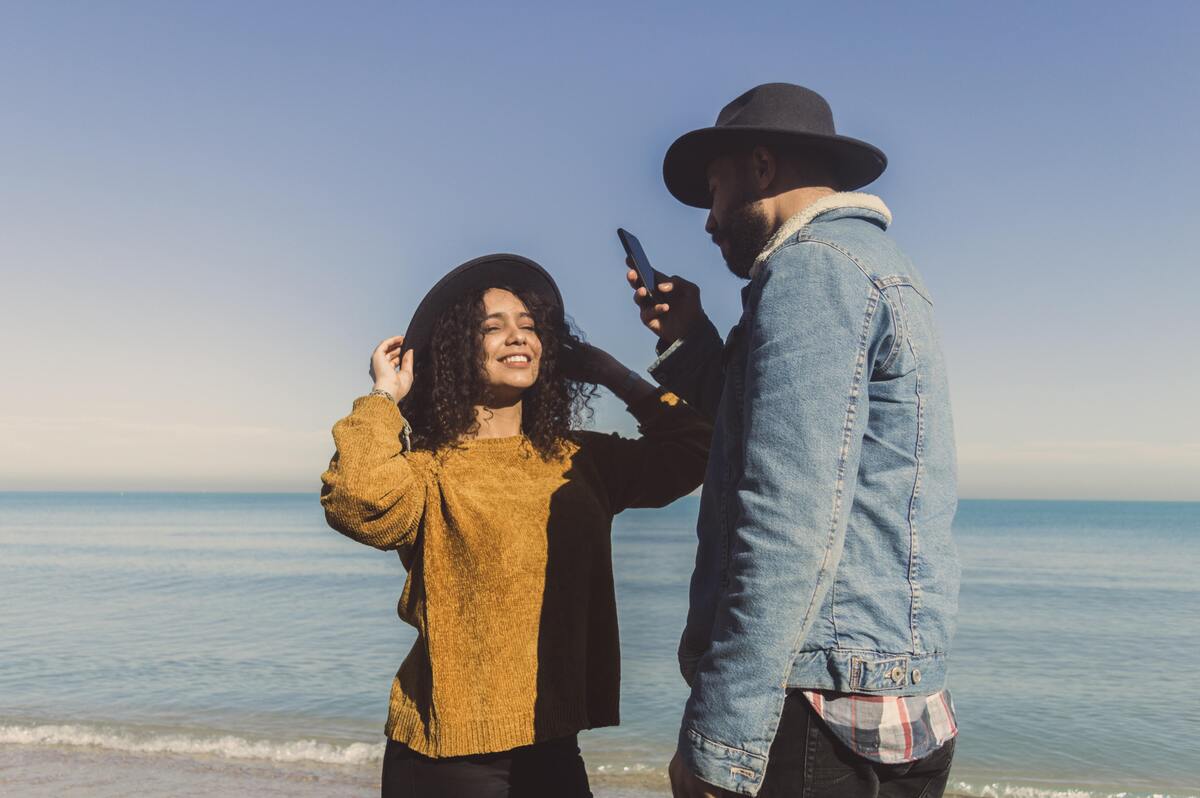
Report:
890,666,904,683
912,669,922,684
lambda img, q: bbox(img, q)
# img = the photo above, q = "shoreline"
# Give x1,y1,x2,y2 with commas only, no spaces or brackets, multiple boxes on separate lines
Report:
0,744,675,798
2,739,1196,798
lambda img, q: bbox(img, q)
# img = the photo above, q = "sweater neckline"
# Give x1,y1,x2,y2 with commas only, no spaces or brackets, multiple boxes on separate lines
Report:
458,434,528,447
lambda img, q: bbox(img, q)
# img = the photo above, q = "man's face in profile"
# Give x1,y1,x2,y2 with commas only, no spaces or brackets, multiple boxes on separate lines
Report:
704,153,774,280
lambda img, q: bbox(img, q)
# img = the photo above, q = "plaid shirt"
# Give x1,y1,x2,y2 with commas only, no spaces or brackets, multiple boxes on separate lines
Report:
801,688,958,764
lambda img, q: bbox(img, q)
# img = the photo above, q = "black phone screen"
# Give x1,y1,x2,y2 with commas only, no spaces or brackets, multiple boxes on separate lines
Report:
617,228,656,299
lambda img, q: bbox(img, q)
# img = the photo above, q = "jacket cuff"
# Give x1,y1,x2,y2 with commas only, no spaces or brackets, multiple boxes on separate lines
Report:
648,317,722,387
678,725,767,796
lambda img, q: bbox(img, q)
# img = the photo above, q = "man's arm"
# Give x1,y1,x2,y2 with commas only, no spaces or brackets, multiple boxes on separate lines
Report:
677,242,892,796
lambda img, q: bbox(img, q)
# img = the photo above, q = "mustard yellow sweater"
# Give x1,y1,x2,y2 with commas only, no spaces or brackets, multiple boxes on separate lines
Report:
319,391,709,757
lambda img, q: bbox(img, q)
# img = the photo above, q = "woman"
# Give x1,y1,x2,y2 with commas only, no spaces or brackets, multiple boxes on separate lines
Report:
320,254,709,798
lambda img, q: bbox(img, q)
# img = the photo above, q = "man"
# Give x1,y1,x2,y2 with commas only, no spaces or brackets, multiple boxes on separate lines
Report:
627,83,961,798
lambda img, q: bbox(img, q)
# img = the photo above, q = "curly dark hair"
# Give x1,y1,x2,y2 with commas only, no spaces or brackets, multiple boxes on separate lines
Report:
400,285,595,458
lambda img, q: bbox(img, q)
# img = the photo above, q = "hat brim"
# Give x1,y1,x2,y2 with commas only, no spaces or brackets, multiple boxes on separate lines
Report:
401,254,563,359
662,126,888,209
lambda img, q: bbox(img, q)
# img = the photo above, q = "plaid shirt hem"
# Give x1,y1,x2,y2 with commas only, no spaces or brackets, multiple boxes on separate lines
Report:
801,688,958,764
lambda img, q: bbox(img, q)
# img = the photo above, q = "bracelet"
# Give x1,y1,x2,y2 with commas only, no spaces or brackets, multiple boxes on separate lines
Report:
368,388,397,404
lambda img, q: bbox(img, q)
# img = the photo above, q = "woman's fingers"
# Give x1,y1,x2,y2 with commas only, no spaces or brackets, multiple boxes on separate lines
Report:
373,335,403,358
396,350,415,390
368,337,414,401
371,335,406,378
376,335,404,353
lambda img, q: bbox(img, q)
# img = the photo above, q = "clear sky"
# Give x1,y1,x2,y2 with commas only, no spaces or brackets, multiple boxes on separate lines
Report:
2,1,1197,499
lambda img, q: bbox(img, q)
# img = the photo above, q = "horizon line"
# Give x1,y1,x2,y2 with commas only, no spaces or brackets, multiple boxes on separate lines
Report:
0,490,1197,505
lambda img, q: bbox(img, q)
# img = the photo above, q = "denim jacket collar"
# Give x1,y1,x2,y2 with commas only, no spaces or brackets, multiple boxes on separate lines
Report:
749,192,892,278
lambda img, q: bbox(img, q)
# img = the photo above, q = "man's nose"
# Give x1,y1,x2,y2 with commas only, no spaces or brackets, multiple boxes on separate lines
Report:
704,211,717,237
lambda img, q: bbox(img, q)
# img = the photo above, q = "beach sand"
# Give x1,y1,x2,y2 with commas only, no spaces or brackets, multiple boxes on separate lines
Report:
0,743,671,798
5,743,1184,798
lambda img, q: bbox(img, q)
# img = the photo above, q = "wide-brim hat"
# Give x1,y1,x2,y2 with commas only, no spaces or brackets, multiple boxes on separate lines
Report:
401,254,563,359
663,83,887,208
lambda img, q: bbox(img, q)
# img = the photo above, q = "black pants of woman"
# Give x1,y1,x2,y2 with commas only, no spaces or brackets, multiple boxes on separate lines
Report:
381,735,593,798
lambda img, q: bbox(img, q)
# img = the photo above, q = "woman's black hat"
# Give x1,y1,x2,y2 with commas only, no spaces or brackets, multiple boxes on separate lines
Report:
401,254,564,358
662,83,887,208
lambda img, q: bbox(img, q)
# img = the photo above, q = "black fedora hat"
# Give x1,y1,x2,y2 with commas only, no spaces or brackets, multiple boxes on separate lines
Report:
401,254,564,359
663,83,887,208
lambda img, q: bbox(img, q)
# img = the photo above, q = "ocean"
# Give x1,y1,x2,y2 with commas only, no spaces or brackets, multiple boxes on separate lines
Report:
0,493,1196,797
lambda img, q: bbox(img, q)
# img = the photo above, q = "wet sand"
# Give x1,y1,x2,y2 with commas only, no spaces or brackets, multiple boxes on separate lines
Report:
0,743,670,797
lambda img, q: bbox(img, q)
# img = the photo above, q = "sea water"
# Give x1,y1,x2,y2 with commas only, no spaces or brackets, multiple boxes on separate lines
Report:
1,493,1196,796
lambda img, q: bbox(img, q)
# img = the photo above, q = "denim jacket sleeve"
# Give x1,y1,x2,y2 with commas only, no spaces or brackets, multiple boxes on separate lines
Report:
648,316,727,420
678,241,893,796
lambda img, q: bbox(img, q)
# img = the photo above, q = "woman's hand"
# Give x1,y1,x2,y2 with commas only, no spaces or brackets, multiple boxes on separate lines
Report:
369,335,415,402
559,341,624,387
561,340,656,404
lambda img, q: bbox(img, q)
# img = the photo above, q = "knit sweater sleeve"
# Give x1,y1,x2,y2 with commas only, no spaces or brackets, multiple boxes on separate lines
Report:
320,394,428,552
586,390,711,513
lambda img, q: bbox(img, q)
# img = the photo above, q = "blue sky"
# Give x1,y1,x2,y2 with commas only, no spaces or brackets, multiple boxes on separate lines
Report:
1,1,1197,499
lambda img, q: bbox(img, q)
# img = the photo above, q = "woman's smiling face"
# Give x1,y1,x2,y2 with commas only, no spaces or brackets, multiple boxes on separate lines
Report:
479,287,542,400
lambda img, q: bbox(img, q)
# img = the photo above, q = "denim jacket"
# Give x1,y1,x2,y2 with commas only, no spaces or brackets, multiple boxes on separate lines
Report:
650,193,960,796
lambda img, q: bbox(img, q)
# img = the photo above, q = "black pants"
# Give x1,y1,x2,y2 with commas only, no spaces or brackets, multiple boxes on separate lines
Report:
757,690,956,798
381,735,592,798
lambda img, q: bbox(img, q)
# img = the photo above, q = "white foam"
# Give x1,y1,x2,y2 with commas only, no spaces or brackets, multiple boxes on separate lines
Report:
952,781,1198,798
2,728,1195,798
0,723,384,766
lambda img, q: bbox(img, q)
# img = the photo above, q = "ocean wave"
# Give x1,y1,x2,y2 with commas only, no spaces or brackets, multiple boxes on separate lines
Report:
951,781,1198,798
2,726,1195,798
0,723,383,765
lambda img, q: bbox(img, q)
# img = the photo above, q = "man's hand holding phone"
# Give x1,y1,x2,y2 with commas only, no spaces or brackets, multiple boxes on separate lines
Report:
626,261,704,346
618,227,707,347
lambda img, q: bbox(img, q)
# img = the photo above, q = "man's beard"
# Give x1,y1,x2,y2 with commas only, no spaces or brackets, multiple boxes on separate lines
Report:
714,194,774,279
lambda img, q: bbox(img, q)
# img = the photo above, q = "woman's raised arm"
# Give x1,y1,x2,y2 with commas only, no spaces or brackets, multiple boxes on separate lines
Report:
564,342,711,512
320,336,428,552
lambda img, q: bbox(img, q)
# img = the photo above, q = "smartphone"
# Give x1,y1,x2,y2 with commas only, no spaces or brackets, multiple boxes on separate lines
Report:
617,228,657,300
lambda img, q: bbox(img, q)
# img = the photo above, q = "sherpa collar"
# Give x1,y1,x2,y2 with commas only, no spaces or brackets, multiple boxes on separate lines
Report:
749,192,892,278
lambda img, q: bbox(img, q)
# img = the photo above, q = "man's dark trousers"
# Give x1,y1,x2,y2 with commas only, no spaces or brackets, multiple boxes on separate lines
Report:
755,691,956,798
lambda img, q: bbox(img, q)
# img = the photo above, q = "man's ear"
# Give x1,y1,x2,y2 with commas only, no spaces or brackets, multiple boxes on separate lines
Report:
751,145,777,193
